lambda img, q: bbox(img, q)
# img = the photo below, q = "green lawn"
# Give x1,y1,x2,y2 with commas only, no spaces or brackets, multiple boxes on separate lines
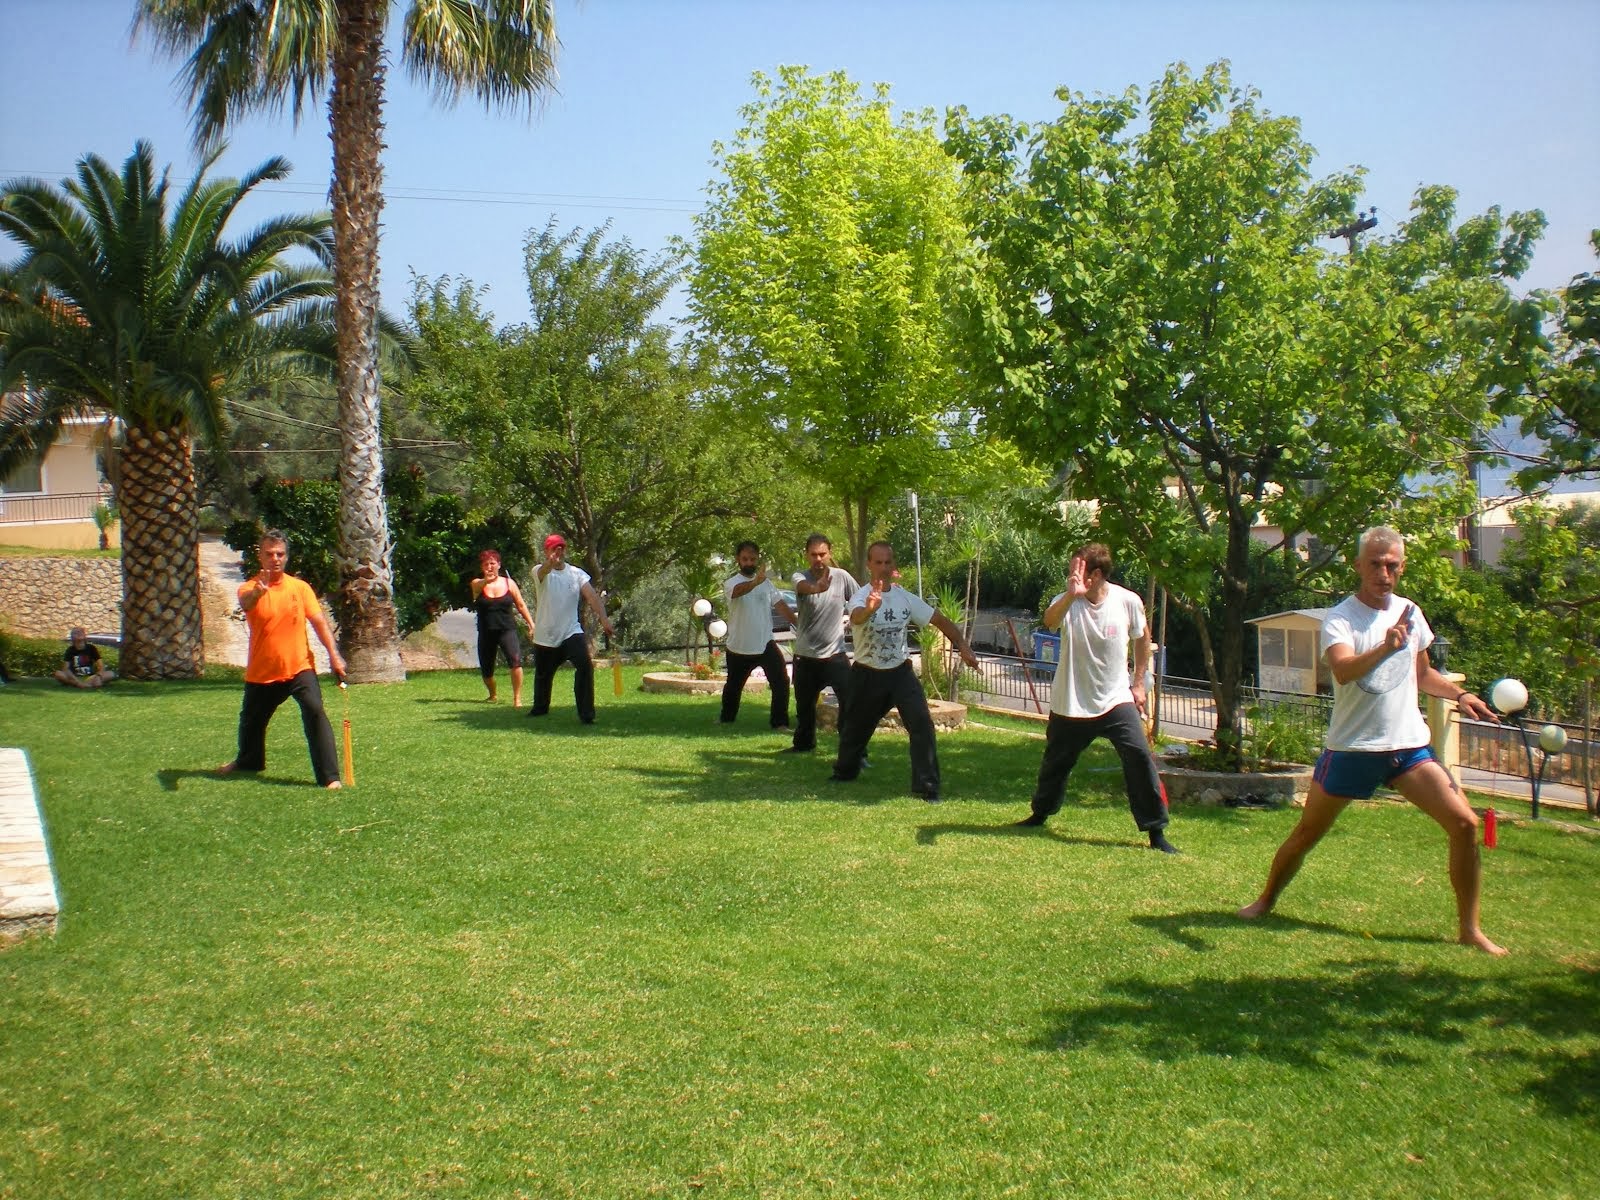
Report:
2,668,1595,1199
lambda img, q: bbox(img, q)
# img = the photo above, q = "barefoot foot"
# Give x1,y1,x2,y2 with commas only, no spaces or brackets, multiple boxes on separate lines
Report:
1460,930,1508,956
324,780,343,791
1236,899,1273,920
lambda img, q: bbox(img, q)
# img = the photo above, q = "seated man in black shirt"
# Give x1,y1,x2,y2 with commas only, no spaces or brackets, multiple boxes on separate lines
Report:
53,627,116,689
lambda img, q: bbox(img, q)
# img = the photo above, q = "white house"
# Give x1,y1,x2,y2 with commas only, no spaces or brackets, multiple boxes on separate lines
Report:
0,411,116,550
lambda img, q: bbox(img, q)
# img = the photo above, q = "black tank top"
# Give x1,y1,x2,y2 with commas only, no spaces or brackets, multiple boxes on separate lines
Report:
474,588,517,634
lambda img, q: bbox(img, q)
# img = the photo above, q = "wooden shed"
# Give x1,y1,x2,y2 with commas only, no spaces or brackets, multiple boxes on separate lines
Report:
1247,608,1331,696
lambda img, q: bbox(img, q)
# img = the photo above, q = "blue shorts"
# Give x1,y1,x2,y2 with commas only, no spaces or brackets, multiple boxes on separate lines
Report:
1313,746,1435,800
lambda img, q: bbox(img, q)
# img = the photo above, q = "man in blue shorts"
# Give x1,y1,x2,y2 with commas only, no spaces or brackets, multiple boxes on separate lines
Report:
1237,526,1505,954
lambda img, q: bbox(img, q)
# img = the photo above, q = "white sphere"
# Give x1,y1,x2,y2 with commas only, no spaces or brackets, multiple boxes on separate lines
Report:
707,618,728,640
1490,677,1528,715
691,597,713,618
1539,724,1568,754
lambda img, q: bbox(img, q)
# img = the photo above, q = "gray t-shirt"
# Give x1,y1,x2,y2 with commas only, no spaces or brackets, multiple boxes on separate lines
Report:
790,567,858,658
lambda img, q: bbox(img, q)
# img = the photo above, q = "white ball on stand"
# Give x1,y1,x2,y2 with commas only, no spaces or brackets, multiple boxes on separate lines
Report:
707,618,728,641
691,597,713,618
1489,677,1529,715
1538,724,1568,754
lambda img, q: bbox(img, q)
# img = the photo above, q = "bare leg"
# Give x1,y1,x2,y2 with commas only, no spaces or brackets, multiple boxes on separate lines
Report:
510,664,524,710
484,673,497,702
1237,781,1350,918
1394,762,1506,955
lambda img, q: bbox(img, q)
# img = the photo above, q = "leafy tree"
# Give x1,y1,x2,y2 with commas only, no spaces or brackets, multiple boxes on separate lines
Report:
406,223,829,628
224,466,533,636
685,66,996,571
138,0,560,683
1517,231,1600,488
0,142,335,679
947,61,1546,762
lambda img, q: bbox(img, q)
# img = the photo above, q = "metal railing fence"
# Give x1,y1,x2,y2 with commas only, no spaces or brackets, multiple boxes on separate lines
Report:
0,491,104,524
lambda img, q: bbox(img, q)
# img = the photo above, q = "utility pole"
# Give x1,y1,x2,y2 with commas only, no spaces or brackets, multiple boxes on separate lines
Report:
1330,207,1378,255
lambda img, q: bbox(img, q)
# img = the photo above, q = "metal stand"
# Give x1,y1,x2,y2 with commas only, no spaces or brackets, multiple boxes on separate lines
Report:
1508,716,1552,821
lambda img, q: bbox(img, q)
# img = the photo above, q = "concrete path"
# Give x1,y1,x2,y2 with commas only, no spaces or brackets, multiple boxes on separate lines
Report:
0,748,57,943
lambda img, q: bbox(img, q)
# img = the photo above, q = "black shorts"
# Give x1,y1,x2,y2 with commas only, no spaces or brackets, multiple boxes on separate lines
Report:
478,628,521,675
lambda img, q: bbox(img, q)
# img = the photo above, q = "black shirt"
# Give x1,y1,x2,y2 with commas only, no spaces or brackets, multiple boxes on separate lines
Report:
64,643,101,677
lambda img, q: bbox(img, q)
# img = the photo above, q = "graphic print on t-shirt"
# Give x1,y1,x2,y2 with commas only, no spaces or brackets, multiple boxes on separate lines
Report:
1356,604,1416,694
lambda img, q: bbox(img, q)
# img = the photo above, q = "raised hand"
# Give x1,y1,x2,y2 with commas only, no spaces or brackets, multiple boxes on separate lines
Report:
1383,603,1415,655
1066,554,1089,602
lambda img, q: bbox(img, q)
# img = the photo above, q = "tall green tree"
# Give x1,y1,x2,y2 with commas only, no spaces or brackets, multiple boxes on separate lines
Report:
1517,231,1600,488
137,0,559,683
407,222,827,617
0,142,335,678
685,66,992,571
948,61,1546,759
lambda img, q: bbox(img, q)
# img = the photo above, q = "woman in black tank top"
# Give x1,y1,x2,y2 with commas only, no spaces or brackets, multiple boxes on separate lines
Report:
470,549,535,706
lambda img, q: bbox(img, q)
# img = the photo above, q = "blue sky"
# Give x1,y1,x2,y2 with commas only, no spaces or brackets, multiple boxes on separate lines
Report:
4,0,1598,494
4,0,1595,331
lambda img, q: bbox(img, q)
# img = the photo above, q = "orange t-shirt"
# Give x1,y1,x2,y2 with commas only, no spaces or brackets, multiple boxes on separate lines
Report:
242,575,321,684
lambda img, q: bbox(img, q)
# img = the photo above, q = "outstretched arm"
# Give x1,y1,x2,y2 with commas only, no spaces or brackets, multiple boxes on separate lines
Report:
1131,630,1152,714
307,608,348,679
581,583,615,637
507,580,536,631
929,612,980,670
1417,653,1497,722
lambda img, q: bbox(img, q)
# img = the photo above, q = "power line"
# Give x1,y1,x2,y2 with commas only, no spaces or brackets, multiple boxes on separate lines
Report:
0,167,701,215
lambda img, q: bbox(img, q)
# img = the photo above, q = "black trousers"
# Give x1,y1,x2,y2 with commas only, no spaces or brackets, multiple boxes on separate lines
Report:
235,669,340,785
792,652,854,750
531,634,595,722
720,641,791,727
477,627,521,677
831,661,939,796
1030,703,1169,831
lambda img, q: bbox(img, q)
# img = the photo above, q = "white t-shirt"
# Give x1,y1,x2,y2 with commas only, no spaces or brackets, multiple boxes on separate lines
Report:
723,572,778,656
791,568,858,658
1049,583,1145,718
1321,592,1434,752
849,583,934,670
533,564,590,647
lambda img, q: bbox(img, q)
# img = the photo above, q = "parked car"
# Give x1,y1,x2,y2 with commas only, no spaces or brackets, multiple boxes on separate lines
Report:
773,588,797,632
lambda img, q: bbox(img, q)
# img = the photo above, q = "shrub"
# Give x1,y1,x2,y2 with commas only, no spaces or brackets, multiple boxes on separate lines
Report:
0,628,120,679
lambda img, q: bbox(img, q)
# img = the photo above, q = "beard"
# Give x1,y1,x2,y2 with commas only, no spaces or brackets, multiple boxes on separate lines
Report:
739,565,757,577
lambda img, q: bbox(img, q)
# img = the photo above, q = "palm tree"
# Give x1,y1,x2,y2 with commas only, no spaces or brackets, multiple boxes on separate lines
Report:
137,1,561,683
0,142,337,679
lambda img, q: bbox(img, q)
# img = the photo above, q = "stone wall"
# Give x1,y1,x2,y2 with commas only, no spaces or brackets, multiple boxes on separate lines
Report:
0,557,122,639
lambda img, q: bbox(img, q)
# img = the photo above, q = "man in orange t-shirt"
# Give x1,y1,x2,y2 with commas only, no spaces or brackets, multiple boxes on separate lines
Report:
218,530,348,789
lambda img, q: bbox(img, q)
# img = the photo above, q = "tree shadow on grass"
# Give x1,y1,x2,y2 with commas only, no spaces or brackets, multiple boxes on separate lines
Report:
1034,960,1599,1116
915,821,1135,850
1130,909,1438,953
156,767,309,792
623,752,894,807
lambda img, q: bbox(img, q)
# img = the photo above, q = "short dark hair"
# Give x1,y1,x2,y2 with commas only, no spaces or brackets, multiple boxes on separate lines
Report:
805,533,831,550
735,540,760,557
867,540,895,559
1077,542,1113,577
260,528,289,551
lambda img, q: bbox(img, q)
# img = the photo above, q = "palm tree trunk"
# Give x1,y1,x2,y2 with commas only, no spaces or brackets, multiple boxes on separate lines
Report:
327,0,405,683
117,424,205,680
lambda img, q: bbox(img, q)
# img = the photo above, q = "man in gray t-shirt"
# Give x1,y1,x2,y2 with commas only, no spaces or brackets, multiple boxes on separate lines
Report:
783,533,859,754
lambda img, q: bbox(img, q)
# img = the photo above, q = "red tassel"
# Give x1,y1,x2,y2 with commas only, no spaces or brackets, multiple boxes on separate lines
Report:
1484,807,1497,849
